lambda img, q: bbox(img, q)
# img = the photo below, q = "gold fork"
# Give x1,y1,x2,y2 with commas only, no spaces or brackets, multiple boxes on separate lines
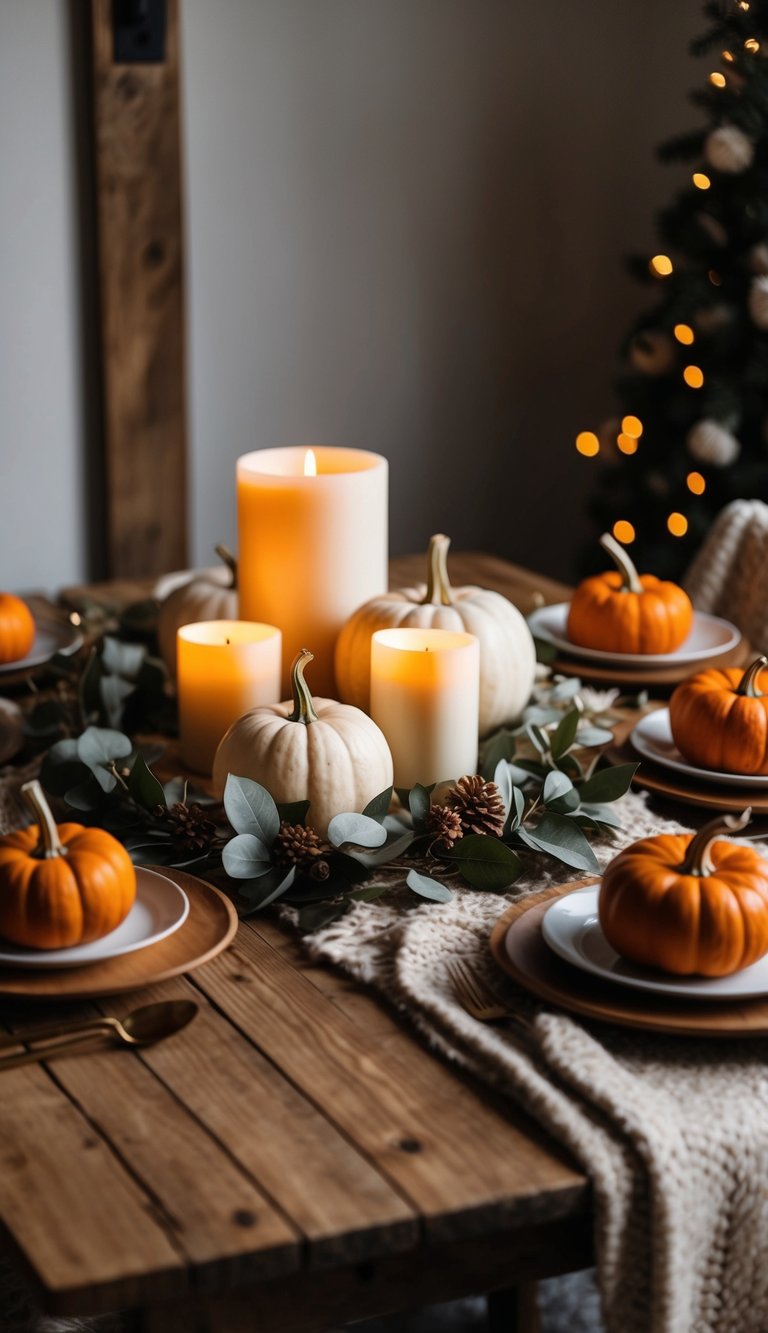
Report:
447,958,534,1035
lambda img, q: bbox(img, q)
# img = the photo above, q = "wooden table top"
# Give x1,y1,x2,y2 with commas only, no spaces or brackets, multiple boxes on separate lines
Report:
2,554,595,1328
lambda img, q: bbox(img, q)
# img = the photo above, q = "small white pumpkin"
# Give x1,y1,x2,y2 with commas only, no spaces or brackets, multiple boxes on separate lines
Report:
335,534,536,736
213,649,394,837
157,546,238,676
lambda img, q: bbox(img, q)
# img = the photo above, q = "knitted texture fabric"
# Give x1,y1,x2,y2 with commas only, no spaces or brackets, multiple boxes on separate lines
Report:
684,498,768,653
302,790,768,1333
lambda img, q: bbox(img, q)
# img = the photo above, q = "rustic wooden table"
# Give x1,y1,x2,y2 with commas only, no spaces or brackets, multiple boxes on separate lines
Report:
1,554,594,1333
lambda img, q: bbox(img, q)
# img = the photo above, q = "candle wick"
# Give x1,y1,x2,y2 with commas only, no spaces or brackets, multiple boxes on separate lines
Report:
226,638,231,645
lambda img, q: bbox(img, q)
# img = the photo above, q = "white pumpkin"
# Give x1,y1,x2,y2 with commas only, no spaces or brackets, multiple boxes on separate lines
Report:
213,650,393,837
157,546,238,676
335,534,536,735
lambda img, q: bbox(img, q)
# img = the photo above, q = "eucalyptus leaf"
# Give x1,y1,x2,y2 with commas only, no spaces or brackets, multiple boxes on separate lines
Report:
222,832,273,879
328,851,371,884
239,866,296,912
296,898,348,933
362,787,394,823
577,762,637,805
277,800,310,825
351,828,415,868
508,786,525,833
100,675,135,729
579,802,625,829
493,759,513,819
328,813,388,850
405,869,453,902
349,883,391,904
480,727,516,780
163,777,188,805
449,835,522,891
576,726,615,748
223,773,280,842
408,783,435,826
127,752,166,812
516,813,600,872
102,636,145,681
77,727,132,787
550,708,580,760
550,677,582,701
522,706,564,727
63,774,110,811
547,787,581,814
525,722,549,755
543,770,573,804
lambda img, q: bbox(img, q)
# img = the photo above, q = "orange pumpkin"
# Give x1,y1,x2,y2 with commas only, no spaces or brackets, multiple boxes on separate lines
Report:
669,655,768,775
599,809,768,977
0,593,35,664
567,533,693,654
0,781,136,949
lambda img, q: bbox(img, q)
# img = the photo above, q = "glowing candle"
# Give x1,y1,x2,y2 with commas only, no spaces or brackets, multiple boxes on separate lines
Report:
370,628,480,789
177,621,281,774
237,447,388,696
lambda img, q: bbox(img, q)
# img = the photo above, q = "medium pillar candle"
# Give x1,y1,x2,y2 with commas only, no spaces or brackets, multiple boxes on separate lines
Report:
177,621,282,775
237,447,388,696
369,628,480,789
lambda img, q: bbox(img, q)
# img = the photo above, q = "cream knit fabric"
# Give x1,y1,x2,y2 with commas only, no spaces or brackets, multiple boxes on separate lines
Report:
684,499,768,653
303,791,768,1333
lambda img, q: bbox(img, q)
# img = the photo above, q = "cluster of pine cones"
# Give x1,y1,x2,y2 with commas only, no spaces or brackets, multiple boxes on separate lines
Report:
426,776,506,852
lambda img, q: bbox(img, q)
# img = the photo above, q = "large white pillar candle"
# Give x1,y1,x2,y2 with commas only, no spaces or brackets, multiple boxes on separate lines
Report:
237,447,388,696
177,621,282,775
369,628,480,789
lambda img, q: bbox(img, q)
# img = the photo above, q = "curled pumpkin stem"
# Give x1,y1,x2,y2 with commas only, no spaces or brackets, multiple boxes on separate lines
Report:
289,649,319,725
737,655,768,698
21,780,67,860
599,532,643,595
422,534,454,607
214,544,238,590
678,807,751,877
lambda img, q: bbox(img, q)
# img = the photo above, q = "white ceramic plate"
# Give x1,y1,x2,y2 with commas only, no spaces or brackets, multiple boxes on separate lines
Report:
631,708,768,789
541,884,768,1000
0,619,84,676
0,868,189,970
528,603,741,667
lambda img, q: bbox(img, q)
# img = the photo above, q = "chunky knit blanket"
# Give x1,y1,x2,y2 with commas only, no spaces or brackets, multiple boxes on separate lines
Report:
302,790,768,1333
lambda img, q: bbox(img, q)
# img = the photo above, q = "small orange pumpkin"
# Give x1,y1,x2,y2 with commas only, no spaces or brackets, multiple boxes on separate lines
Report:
669,655,768,775
599,809,768,977
0,593,35,664
567,533,693,654
0,781,136,949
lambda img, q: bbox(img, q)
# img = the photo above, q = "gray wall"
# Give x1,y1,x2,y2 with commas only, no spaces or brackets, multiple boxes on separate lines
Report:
1,0,700,589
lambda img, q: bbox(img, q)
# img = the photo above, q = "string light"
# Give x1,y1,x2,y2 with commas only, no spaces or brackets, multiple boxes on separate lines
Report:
692,172,711,190
722,50,735,62
649,254,674,277
617,434,639,455
709,72,727,87
738,2,750,11
745,38,760,53
613,520,636,544
683,365,705,388
575,431,599,457
667,512,689,537
687,471,706,495
674,323,695,344
621,415,643,438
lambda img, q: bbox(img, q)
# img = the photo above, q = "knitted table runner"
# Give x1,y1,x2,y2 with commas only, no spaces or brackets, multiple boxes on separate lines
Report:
300,790,768,1333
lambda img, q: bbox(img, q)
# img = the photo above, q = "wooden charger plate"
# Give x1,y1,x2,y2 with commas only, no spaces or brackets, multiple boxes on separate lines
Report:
490,878,768,1037
549,637,748,688
0,868,238,1001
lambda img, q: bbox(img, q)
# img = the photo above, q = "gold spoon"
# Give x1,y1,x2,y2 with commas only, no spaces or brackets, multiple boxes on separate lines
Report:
0,1000,198,1071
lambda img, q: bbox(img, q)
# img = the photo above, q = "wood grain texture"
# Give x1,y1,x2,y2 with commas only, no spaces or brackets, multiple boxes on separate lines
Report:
90,0,187,577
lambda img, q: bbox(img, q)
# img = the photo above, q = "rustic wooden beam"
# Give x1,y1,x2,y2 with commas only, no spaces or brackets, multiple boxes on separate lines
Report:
89,0,187,577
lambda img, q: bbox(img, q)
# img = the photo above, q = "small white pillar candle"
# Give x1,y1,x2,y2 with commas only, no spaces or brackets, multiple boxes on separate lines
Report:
177,621,282,775
237,446,388,696
370,628,480,789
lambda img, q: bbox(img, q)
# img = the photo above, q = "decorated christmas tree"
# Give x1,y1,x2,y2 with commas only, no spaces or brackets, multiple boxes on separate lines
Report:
579,0,768,578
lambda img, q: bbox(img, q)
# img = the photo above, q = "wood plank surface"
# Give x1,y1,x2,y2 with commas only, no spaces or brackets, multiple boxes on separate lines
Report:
89,0,187,577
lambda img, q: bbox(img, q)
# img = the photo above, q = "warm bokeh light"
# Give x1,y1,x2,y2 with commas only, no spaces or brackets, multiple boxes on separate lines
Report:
304,449,318,477
722,50,735,62
667,512,689,537
687,471,706,495
674,323,695,345
745,38,760,52
709,71,727,87
692,172,711,190
613,520,636,544
683,365,705,388
738,2,751,11
575,431,600,457
650,254,674,277
617,434,639,455
621,415,643,438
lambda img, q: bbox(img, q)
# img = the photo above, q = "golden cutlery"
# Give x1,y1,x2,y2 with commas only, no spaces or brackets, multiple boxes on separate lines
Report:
447,958,534,1034
0,999,198,1071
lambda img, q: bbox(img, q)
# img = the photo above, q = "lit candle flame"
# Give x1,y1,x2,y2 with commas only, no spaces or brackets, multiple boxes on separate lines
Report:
304,449,317,477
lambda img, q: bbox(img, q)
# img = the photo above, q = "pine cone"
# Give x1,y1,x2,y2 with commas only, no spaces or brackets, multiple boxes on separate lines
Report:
274,821,331,870
445,775,506,838
165,802,217,853
426,804,464,852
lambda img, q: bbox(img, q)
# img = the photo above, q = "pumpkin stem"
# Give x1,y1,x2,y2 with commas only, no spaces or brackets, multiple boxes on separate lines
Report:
599,532,643,594
21,780,67,860
289,650,319,724
214,544,238,590
737,655,768,698
422,534,454,607
678,807,751,877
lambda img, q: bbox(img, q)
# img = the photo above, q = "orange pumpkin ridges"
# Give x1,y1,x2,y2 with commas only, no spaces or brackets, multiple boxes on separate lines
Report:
567,533,693,655
669,654,768,776
0,781,136,950
599,808,768,977
0,592,35,665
